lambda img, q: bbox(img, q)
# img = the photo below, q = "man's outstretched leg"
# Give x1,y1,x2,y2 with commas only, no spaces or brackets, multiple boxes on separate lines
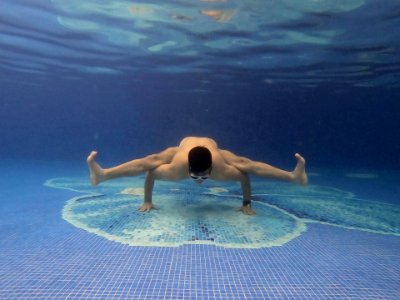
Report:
87,147,178,186
220,150,308,184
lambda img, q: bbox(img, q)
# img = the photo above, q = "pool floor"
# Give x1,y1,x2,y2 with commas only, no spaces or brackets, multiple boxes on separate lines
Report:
1,161,399,299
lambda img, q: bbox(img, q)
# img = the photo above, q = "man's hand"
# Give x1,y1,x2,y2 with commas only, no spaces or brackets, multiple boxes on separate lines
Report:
138,202,156,212
237,205,256,215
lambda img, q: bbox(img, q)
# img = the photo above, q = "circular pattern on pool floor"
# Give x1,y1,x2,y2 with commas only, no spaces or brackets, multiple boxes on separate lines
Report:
46,176,400,248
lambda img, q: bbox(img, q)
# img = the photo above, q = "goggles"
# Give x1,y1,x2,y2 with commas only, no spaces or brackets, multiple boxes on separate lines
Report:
189,166,212,181
190,174,210,180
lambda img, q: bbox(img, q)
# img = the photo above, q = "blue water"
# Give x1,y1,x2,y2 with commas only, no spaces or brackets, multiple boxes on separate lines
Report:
1,0,400,299
1,0,400,168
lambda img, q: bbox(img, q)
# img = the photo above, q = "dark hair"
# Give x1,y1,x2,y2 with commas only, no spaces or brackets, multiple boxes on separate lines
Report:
188,146,212,173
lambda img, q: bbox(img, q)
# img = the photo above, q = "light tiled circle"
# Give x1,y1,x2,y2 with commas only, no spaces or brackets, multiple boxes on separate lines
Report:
46,176,400,249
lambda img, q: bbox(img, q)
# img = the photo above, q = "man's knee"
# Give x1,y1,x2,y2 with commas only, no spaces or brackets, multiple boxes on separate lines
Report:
235,157,253,171
164,147,178,156
145,147,176,166
143,154,163,168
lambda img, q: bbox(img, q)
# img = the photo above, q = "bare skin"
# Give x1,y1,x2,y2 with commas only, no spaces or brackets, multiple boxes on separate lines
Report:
87,137,308,215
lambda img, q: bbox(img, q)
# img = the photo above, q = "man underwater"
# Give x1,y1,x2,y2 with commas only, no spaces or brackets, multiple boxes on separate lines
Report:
87,137,308,215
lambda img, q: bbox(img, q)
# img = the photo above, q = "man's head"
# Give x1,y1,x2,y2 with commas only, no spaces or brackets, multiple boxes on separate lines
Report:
188,146,212,183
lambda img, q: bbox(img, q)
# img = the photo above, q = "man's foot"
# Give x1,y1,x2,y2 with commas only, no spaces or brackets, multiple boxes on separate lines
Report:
292,153,308,185
138,202,156,213
237,205,256,216
87,151,106,186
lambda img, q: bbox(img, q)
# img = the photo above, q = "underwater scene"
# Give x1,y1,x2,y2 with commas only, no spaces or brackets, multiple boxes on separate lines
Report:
1,0,400,299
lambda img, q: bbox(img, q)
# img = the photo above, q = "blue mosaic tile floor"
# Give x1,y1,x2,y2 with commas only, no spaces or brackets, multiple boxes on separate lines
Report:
1,161,399,299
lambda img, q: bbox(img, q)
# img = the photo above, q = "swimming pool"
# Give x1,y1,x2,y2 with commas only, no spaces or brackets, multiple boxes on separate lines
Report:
1,161,399,299
1,0,400,298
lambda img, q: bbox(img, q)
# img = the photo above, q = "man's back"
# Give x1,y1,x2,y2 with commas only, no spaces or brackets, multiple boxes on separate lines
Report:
177,137,218,151
168,137,229,180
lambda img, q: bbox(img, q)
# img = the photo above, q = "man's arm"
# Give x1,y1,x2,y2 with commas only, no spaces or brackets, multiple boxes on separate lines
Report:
237,171,255,215
138,163,187,212
212,163,255,215
138,169,157,212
